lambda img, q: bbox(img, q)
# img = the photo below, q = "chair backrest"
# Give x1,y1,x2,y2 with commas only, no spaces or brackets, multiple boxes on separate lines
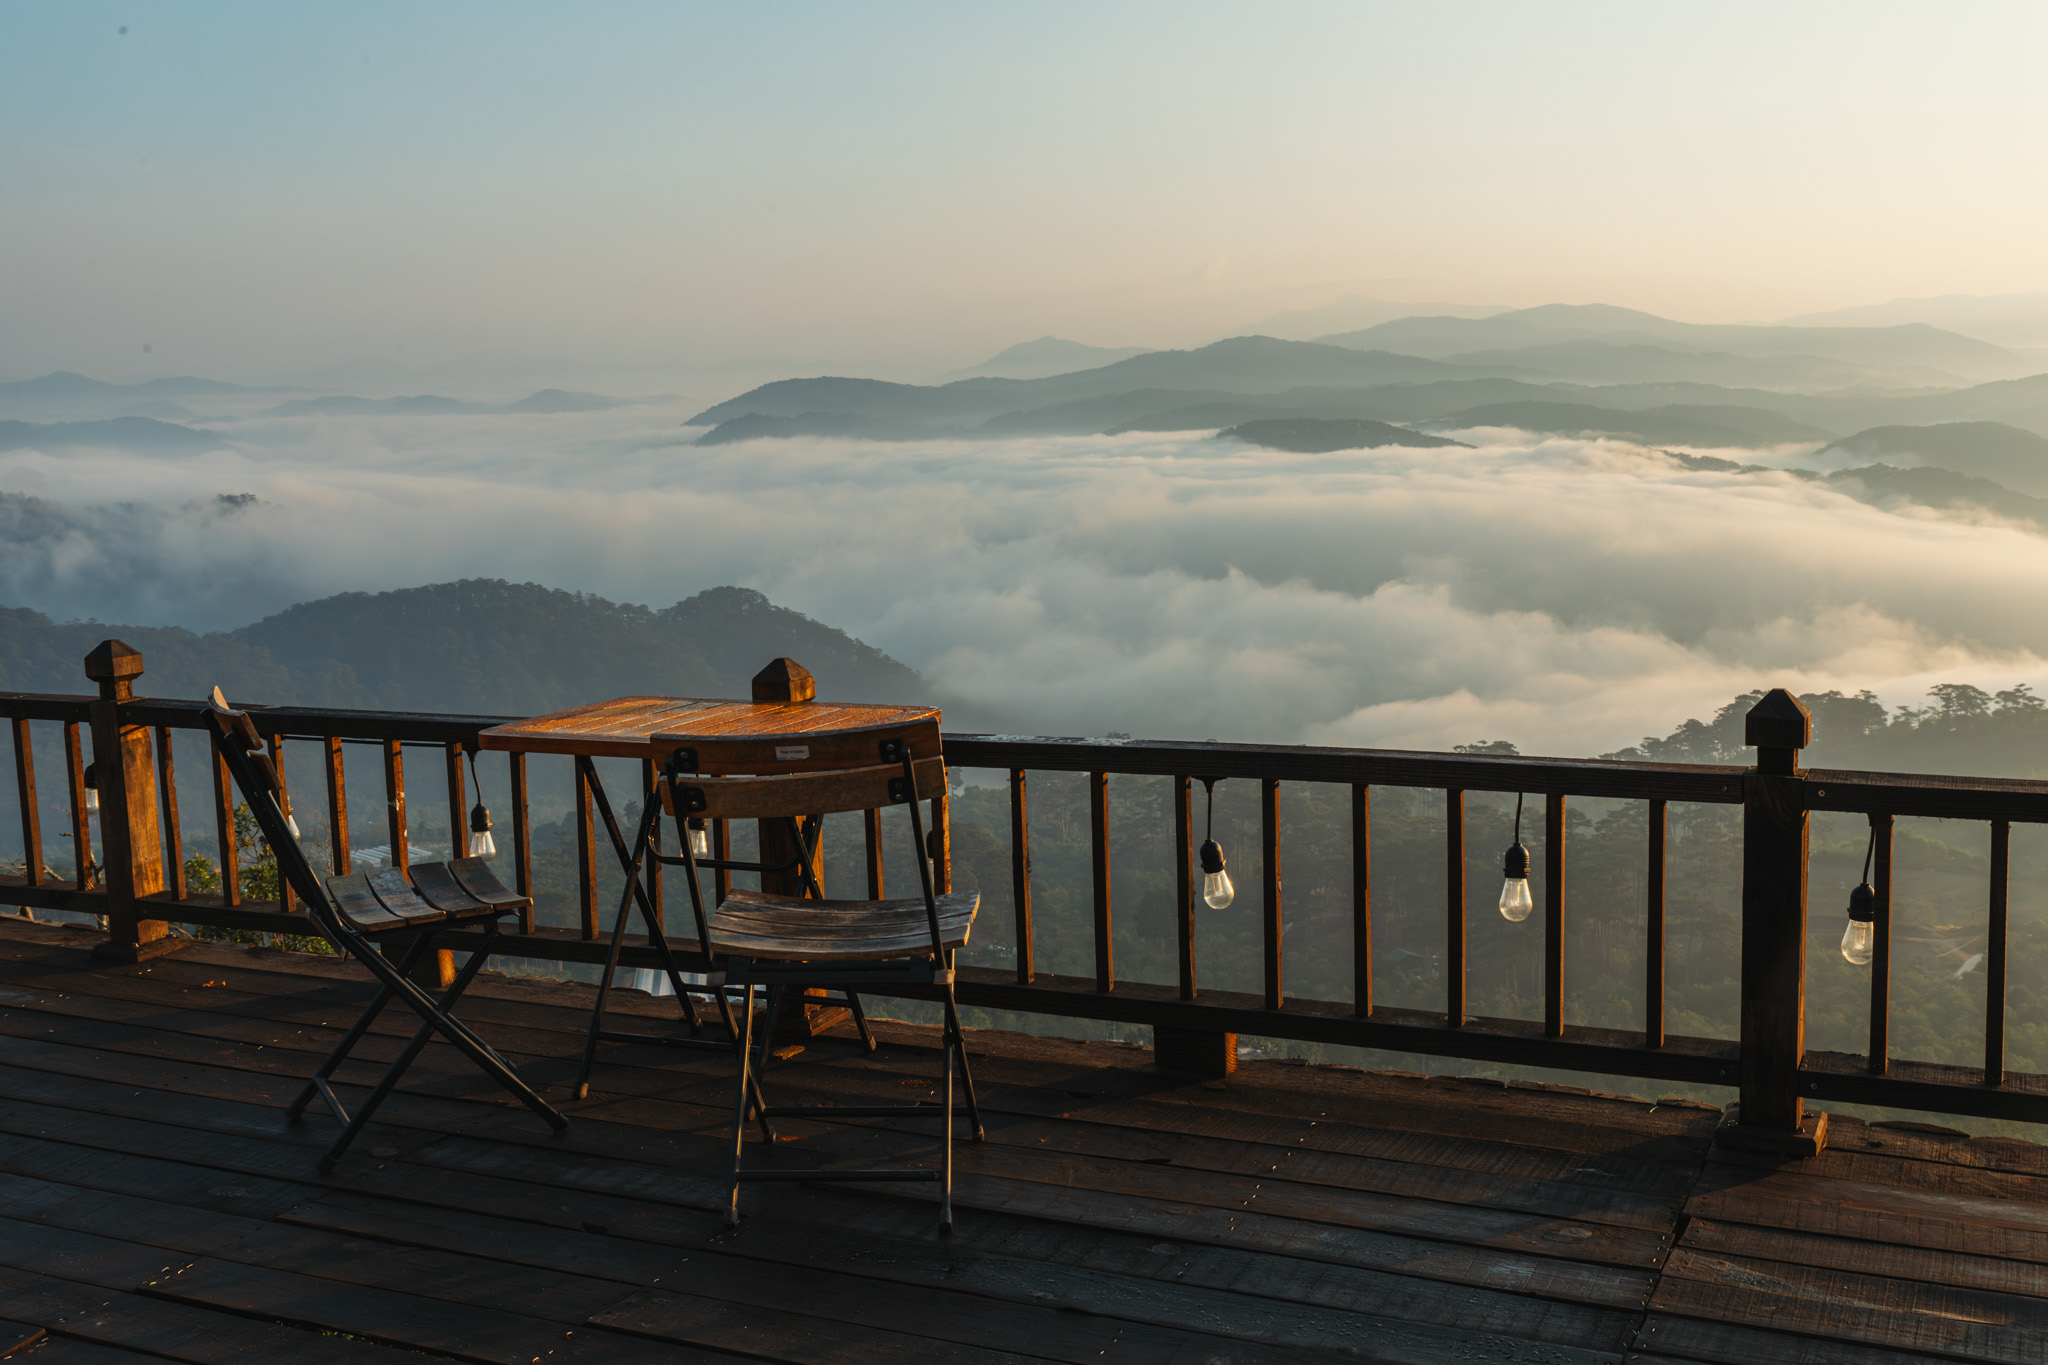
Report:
660,756,947,822
652,716,940,777
204,688,336,927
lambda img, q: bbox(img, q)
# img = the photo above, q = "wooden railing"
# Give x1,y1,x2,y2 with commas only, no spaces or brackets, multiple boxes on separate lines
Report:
5,643,2046,1152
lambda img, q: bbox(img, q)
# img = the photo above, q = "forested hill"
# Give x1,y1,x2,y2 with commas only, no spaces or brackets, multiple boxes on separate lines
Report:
1602,684,2048,778
0,579,923,714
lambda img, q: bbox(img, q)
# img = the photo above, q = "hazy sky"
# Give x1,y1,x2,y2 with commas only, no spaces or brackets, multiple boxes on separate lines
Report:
8,2,2048,390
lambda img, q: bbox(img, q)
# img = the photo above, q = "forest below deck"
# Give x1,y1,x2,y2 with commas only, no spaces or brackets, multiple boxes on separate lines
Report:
5,915,2048,1365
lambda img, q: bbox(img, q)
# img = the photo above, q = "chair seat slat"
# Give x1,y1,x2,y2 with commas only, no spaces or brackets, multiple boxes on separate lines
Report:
409,860,490,914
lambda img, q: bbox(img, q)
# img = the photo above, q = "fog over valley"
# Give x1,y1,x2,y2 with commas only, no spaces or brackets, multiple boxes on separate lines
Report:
9,320,2048,755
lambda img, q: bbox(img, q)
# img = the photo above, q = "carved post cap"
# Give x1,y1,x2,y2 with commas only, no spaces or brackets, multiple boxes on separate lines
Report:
84,640,145,701
1744,689,1812,751
751,657,816,703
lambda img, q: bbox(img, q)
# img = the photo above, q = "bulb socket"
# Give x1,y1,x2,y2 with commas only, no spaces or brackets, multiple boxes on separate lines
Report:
1502,842,1529,880
1847,881,1877,923
470,802,492,833
1198,838,1226,875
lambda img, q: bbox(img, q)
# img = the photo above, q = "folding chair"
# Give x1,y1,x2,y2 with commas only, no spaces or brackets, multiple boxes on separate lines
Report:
205,688,568,1172
646,719,984,1231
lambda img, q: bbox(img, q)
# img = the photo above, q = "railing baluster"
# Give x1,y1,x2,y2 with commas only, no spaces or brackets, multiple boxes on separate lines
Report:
63,722,92,887
931,784,951,895
1263,777,1282,1012
1986,819,2010,1087
214,747,240,905
13,719,44,886
1646,798,1666,1048
1008,769,1031,983
1445,788,1464,1027
446,743,466,864
157,727,186,900
1090,771,1112,992
509,751,533,932
269,734,294,914
1353,783,1371,1018
713,817,731,905
1868,811,1894,1074
864,806,885,898
574,756,598,939
1174,774,1194,1000
383,740,408,875
325,737,350,876
1545,793,1566,1038
640,757,663,932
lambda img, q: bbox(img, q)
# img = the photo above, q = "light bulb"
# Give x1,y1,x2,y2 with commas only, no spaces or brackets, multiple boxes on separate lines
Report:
1498,840,1532,922
469,828,497,858
1840,917,1874,965
1498,877,1533,922
1197,836,1233,908
284,809,301,839
84,787,99,815
688,821,711,858
1841,880,1877,965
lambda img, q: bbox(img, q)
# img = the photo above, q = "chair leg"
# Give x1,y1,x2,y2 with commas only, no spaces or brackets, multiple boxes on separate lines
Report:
940,1010,956,1235
287,931,432,1121
712,985,775,1142
353,931,566,1133
316,934,508,1173
755,984,783,1071
943,983,985,1142
726,982,758,1228
844,990,877,1053
577,806,659,1100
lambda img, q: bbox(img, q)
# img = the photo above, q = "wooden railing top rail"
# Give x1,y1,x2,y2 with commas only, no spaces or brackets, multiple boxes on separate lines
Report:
944,733,1746,801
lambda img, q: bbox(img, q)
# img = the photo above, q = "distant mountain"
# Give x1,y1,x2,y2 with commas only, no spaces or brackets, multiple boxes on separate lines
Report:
1818,422,2048,497
0,416,225,455
1319,305,2032,385
1220,418,1468,454
0,371,298,422
689,338,1522,436
943,337,1155,382
1826,464,2048,530
259,389,634,418
1784,293,2048,350
1223,295,1505,342
1435,339,1873,390
1423,401,1828,448
0,579,921,714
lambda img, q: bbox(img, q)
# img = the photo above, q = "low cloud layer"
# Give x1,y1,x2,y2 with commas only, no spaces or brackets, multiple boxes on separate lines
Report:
3,409,2044,754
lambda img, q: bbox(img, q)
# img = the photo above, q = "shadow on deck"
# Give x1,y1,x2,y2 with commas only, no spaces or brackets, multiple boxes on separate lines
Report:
0,917,2044,1365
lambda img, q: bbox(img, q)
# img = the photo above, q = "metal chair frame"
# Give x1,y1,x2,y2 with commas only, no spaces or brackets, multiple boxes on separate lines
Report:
205,696,567,1172
654,733,984,1231
572,758,876,1108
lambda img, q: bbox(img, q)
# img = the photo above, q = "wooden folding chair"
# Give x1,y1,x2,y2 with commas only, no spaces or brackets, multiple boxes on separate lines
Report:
647,719,984,1231
205,689,567,1172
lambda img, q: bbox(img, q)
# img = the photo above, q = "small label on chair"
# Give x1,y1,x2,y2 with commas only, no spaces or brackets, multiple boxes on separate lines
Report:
774,745,810,761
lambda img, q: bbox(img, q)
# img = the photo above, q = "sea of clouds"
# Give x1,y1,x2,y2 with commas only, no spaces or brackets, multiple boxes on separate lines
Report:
2,404,2044,754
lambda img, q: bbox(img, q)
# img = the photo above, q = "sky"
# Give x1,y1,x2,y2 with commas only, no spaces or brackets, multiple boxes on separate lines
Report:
8,2,2048,391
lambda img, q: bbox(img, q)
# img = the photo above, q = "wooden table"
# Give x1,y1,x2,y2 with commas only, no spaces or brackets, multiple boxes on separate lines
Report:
477,695,939,765
479,693,944,1036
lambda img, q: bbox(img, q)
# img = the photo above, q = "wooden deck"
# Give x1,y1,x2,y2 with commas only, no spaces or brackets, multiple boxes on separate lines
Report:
0,920,2044,1365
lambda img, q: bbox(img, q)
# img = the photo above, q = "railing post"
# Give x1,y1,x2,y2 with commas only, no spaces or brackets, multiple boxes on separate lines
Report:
1724,688,1825,1155
84,641,179,962
754,657,846,1038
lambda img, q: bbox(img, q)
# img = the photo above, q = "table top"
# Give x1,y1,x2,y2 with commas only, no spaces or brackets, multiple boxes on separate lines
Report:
477,695,940,760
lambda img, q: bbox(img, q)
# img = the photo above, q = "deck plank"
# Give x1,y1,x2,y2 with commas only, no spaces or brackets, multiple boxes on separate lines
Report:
5,919,2047,1365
